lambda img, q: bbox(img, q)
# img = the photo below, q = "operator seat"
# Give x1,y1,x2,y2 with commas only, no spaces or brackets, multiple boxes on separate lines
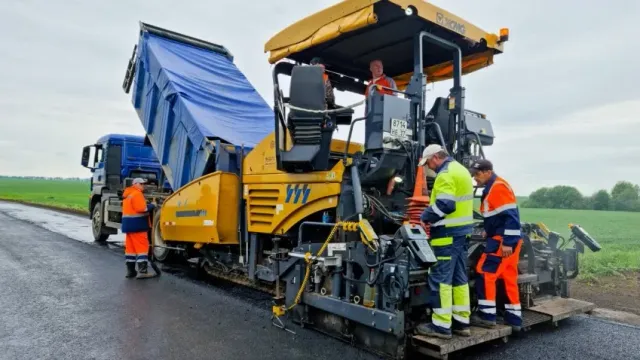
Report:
281,65,335,173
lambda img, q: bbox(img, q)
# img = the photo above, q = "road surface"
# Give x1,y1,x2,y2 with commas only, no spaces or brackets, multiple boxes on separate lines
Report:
0,201,639,360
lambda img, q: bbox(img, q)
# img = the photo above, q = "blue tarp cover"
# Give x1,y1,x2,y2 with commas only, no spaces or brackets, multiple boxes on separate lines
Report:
138,32,274,148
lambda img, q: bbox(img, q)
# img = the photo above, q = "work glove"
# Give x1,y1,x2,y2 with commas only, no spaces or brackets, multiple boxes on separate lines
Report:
146,203,156,212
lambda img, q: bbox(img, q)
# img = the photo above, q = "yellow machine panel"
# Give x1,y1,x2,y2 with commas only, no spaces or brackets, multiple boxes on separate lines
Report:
244,182,341,235
160,171,240,245
242,132,361,235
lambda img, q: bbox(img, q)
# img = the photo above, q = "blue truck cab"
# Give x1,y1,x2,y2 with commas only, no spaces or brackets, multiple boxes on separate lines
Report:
81,133,170,241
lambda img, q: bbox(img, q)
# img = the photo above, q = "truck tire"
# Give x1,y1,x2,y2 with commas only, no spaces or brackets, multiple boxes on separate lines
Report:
151,209,172,262
91,202,110,242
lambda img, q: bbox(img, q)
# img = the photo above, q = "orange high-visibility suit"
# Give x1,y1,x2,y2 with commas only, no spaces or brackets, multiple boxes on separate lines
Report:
365,74,398,97
121,185,152,266
475,174,523,327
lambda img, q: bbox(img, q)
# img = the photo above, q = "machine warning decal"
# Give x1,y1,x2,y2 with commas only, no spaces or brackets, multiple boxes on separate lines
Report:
175,209,207,217
285,184,311,204
328,243,347,256
264,156,275,166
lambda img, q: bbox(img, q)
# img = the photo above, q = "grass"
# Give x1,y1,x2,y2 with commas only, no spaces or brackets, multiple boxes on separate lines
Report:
1,177,638,279
0,177,90,212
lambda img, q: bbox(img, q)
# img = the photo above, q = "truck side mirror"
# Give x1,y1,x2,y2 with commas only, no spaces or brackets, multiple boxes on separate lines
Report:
81,146,92,169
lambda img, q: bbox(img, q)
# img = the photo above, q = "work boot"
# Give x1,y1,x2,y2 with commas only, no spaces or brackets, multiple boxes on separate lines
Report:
453,327,471,337
125,262,137,278
471,313,497,329
415,323,452,340
136,261,155,279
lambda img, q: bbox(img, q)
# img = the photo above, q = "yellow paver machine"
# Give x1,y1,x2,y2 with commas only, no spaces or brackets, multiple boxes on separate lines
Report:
122,1,602,359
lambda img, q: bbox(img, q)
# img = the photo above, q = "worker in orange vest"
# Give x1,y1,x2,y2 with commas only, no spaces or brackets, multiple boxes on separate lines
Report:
365,59,397,97
122,177,156,279
469,159,523,331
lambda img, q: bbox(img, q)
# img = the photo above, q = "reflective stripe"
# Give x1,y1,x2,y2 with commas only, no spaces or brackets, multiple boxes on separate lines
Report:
507,310,522,317
504,229,521,236
430,237,453,246
433,307,452,315
123,213,149,219
126,259,136,263
478,300,495,306
504,304,522,310
436,193,474,202
432,216,474,227
437,193,456,201
436,256,451,261
483,203,517,217
453,305,470,312
432,317,451,329
480,307,496,314
452,314,470,324
431,203,445,217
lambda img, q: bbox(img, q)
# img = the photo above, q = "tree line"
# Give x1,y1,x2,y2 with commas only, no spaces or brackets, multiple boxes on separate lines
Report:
522,181,640,212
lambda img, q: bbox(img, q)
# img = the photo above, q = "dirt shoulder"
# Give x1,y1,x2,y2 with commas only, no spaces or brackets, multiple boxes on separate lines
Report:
571,271,640,315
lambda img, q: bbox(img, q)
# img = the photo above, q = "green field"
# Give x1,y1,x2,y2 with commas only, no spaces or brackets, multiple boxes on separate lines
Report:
1,177,638,279
0,177,90,212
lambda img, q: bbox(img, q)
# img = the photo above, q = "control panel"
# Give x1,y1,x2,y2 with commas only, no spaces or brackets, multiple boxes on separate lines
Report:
398,224,437,266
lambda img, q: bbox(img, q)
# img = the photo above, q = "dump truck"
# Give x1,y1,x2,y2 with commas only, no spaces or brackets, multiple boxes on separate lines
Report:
80,133,171,241
113,2,602,359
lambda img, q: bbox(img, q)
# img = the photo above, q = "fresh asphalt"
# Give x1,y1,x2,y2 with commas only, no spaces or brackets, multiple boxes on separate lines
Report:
0,202,639,360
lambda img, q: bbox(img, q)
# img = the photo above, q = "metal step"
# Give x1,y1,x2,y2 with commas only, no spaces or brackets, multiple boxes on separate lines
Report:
411,325,511,360
410,297,596,359
527,297,596,322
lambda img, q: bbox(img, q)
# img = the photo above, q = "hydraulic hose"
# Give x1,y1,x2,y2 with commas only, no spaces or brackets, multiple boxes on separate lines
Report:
284,220,373,312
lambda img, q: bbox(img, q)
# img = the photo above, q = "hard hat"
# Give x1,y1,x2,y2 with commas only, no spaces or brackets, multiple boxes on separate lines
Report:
132,177,148,185
417,144,445,166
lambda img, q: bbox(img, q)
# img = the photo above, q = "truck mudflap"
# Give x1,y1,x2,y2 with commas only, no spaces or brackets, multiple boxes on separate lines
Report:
410,296,596,359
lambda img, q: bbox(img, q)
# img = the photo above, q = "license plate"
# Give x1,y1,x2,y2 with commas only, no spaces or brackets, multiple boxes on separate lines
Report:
390,118,408,138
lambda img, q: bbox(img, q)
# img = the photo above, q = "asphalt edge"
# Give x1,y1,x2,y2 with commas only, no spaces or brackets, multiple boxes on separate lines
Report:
586,308,640,328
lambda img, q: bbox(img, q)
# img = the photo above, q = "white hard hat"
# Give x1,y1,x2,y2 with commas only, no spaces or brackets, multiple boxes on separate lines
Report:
418,144,444,166
132,177,148,185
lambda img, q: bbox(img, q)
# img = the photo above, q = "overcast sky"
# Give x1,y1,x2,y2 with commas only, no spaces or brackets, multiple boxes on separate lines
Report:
0,0,638,196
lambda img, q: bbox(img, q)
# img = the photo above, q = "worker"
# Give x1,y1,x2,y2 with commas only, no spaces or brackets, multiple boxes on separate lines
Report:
122,177,156,279
310,57,336,108
364,59,397,97
415,144,474,339
469,159,523,331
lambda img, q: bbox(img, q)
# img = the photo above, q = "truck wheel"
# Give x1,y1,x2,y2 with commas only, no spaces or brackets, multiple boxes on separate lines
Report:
152,210,172,262
91,203,110,242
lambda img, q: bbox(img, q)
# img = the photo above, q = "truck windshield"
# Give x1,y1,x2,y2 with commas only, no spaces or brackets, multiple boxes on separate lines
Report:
125,143,156,162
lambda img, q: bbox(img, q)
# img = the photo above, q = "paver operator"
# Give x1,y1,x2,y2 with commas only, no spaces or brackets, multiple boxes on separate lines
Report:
365,59,398,97
469,159,523,331
415,144,474,339
122,177,156,279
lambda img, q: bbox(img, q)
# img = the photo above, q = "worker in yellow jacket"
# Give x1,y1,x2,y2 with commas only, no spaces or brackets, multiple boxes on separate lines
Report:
416,144,474,339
